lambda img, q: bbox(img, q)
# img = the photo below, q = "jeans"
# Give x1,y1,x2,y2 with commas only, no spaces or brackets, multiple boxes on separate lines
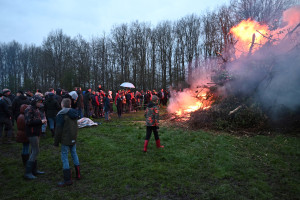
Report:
61,144,80,169
77,108,83,119
48,117,55,130
104,111,109,120
22,142,30,154
28,136,40,161
42,123,47,133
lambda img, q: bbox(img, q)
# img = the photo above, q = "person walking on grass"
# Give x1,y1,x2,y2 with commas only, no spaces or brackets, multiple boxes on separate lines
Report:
24,95,46,180
54,98,81,187
143,95,164,152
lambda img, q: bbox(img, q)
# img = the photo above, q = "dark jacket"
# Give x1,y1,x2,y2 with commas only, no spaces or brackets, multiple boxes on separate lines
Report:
16,104,29,143
0,98,11,121
76,91,84,109
24,105,43,137
117,97,123,108
83,91,91,107
104,97,110,112
144,102,159,126
54,108,78,146
12,95,30,120
44,95,60,118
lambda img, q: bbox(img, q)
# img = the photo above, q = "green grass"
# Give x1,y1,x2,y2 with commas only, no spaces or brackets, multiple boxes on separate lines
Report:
0,108,299,200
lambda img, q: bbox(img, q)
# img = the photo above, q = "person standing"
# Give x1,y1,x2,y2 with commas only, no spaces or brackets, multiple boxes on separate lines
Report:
0,92,13,144
2,89,14,143
76,88,84,119
116,93,123,118
44,93,60,137
83,89,92,118
16,104,30,166
12,91,30,122
54,98,81,187
143,95,164,152
104,94,110,121
24,95,46,180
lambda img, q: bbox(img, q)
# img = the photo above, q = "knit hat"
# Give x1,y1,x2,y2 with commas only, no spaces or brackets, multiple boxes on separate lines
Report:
2,88,11,94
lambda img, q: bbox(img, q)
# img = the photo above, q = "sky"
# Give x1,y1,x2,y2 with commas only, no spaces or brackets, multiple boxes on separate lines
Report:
0,0,229,45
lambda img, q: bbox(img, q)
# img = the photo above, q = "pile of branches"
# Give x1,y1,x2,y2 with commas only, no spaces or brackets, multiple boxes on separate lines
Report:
189,96,269,133
188,23,300,134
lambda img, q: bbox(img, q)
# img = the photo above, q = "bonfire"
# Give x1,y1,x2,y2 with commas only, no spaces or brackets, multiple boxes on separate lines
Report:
167,6,300,132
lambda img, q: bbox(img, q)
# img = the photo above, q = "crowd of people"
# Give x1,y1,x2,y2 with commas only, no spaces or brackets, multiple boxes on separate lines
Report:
0,85,169,186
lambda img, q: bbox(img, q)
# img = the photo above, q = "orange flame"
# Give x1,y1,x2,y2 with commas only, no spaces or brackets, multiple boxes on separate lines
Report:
170,89,212,118
230,19,270,58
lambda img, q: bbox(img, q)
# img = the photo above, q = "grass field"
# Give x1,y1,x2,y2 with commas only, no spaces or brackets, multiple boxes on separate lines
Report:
0,107,299,200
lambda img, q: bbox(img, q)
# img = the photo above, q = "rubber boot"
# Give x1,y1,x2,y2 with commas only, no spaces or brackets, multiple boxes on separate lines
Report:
58,169,73,187
155,139,164,148
32,160,45,176
143,140,149,152
21,154,29,166
24,161,37,180
74,165,81,180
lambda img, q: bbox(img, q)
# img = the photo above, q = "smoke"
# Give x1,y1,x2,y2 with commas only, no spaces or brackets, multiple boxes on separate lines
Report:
167,6,300,120
222,6,300,118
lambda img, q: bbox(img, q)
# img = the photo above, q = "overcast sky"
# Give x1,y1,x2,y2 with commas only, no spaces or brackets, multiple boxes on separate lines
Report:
0,0,229,45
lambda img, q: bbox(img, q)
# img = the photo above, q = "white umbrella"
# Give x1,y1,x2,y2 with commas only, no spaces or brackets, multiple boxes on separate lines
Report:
120,82,135,88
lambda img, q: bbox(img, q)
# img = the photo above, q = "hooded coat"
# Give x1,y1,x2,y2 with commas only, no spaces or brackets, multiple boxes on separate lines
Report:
144,101,159,127
24,104,43,137
44,94,60,118
16,104,29,143
54,108,79,146
12,95,30,120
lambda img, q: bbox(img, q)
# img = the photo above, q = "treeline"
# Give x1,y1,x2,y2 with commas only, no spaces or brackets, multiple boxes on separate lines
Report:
0,0,295,92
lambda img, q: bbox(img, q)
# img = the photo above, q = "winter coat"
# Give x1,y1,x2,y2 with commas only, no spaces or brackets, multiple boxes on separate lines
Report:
117,97,123,109
76,91,84,109
24,105,43,137
12,95,30,120
144,102,159,127
104,97,110,112
0,98,11,122
83,91,92,108
16,104,29,143
54,108,79,146
44,96,60,118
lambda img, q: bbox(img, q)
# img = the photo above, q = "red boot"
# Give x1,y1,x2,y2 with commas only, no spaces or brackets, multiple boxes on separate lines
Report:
143,140,149,152
156,139,164,148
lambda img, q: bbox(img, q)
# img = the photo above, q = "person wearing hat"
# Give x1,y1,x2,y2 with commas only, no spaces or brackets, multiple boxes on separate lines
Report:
24,95,47,180
1,89,14,143
143,95,164,152
0,92,13,144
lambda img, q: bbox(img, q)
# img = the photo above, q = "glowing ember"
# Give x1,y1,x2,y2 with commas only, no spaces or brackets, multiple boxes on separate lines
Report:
230,19,270,58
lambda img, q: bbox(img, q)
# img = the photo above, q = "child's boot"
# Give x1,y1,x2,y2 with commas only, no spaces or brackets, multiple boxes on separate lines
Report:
156,139,164,148
143,140,149,152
